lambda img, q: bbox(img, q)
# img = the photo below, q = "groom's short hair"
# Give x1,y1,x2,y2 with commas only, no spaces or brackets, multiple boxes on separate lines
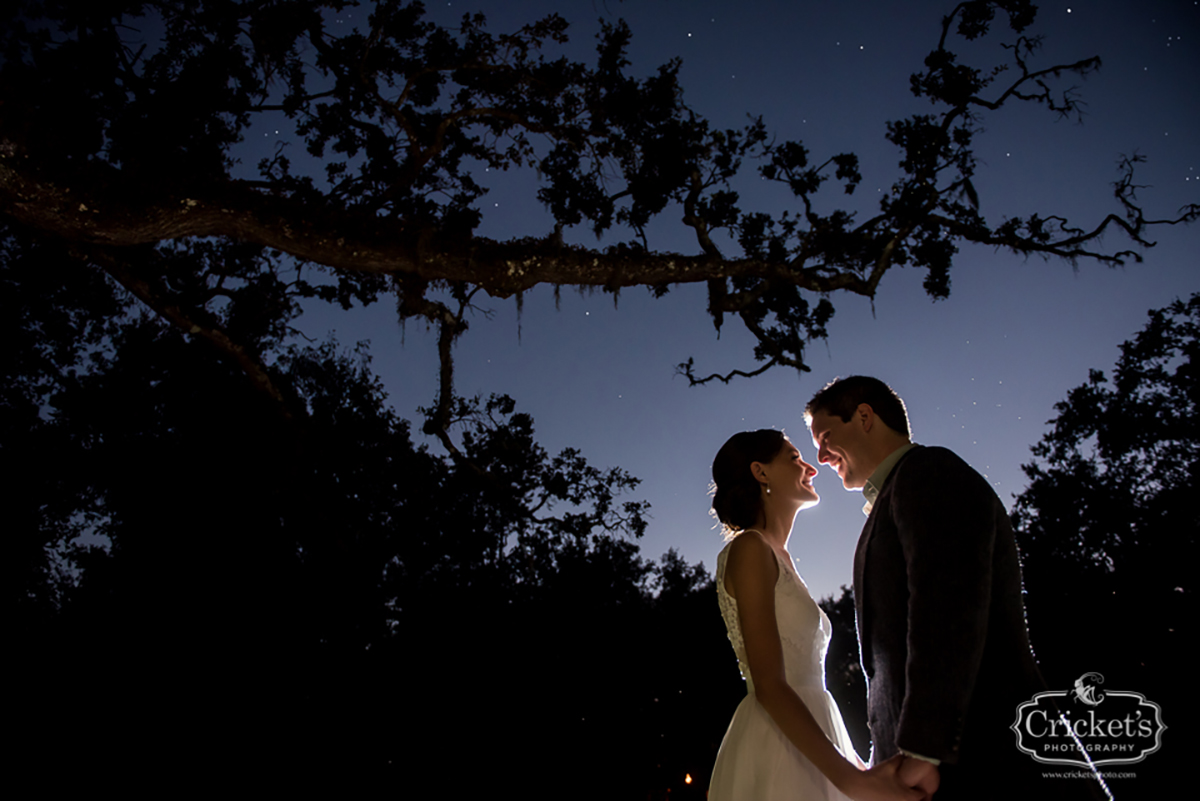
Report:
806,376,911,438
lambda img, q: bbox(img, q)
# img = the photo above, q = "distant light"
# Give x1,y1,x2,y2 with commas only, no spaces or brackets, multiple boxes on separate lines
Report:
685,774,693,784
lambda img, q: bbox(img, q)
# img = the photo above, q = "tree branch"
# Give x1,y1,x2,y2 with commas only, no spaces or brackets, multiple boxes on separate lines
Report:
90,248,300,421
0,151,878,298
676,356,779,387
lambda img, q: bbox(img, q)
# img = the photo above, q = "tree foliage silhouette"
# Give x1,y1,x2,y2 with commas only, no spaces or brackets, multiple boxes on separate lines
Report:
1013,294,1198,696
1,0,1194,453
3,218,704,791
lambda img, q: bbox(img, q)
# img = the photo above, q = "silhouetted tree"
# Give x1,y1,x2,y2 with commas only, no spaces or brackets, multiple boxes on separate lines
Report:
1011,294,1196,793
0,225,629,757
1,0,1192,452
1,226,128,630
3,220,741,795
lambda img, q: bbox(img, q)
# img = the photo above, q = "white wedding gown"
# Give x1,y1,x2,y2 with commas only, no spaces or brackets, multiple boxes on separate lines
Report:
710,542,859,800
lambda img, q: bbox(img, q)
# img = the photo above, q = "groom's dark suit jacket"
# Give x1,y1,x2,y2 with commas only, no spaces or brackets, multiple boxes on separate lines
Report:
854,445,1047,797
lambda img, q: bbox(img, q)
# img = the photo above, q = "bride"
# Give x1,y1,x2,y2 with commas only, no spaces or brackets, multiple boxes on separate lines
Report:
708,430,925,801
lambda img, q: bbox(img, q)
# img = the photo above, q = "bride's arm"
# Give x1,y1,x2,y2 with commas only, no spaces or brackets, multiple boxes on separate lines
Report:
726,532,920,801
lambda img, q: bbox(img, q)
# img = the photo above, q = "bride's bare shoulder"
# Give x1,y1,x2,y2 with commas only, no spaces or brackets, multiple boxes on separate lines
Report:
724,530,779,600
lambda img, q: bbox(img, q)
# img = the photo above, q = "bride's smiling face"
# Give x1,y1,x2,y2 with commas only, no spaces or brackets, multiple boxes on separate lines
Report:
758,439,820,508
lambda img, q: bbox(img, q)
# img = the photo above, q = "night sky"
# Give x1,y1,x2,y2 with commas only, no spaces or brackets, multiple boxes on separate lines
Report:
259,0,1199,601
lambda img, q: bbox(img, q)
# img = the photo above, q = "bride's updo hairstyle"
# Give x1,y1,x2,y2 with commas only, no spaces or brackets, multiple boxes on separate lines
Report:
711,429,787,537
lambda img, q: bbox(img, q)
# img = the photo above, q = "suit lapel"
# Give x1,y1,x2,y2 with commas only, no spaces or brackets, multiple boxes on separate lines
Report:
853,505,878,672
853,445,921,678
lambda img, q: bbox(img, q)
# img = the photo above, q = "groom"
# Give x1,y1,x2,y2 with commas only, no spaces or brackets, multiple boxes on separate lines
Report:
805,376,1052,799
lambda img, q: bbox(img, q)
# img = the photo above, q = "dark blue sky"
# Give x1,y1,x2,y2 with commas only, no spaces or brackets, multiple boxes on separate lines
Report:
272,0,1199,599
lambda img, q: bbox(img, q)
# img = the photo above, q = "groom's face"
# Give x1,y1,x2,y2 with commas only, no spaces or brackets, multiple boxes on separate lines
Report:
808,409,871,491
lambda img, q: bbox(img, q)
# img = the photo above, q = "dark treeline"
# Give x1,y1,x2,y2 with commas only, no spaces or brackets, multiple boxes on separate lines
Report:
1008,295,1197,796
4,230,742,795
1013,295,1198,706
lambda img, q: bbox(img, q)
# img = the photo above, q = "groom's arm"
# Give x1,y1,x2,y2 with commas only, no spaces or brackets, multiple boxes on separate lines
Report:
888,447,996,763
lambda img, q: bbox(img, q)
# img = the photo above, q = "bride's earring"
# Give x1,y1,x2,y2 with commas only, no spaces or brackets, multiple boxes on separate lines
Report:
765,482,771,496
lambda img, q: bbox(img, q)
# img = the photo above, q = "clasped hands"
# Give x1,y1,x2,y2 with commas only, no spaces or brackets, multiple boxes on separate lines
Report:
852,754,940,801
896,755,940,800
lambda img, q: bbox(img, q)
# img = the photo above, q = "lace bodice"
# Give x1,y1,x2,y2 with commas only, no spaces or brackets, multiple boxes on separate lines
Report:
716,539,832,694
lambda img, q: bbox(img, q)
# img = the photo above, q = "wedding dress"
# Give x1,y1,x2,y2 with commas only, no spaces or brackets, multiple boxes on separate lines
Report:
709,541,859,800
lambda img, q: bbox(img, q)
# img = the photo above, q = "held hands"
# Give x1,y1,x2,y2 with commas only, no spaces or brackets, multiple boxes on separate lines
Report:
841,754,937,801
897,756,940,800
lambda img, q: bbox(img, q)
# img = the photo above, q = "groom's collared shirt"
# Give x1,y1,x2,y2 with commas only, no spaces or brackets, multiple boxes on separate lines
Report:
861,442,917,516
